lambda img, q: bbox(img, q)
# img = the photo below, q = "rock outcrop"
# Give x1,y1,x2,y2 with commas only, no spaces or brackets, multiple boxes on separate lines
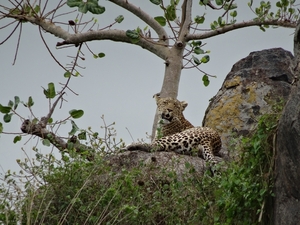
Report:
203,48,294,156
202,47,300,224
272,80,300,224
271,51,300,225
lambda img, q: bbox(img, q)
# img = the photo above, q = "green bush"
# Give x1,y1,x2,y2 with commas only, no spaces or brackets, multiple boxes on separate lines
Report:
0,104,282,224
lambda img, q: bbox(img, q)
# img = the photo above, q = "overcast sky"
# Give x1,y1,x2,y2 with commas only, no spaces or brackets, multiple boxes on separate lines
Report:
0,1,296,173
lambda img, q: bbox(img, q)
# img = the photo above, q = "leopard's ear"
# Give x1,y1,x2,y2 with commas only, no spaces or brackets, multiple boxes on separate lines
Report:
180,101,188,110
153,93,161,102
153,93,160,99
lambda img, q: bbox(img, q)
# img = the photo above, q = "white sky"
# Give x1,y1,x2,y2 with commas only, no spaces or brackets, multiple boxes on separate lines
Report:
0,1,296,173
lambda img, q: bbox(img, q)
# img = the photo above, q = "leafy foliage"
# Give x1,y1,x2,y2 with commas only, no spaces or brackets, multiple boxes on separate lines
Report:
0,103,282,224
0,0,297,223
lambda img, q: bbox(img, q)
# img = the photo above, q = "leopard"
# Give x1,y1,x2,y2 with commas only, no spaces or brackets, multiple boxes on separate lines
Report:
126,94,222,175
154,94,194,137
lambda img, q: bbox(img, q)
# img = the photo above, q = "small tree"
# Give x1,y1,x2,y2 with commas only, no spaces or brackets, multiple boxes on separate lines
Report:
1,1,300,223
0,0,297,151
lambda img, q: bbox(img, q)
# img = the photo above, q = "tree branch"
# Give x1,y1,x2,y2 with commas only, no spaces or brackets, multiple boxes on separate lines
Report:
178,0,192,41
186,19,296,41
56,29,168,59
20,119,95,161
109,0,169,45
4,14,168,60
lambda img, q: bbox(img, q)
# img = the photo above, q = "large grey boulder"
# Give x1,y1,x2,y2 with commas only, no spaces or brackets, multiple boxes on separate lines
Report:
203,48,294,156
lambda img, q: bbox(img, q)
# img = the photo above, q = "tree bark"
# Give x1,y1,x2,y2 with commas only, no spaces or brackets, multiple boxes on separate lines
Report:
151,0,193,139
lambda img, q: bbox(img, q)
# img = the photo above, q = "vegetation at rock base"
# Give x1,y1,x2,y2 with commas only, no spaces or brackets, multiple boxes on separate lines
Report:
1,0,298,224
0,101,283,225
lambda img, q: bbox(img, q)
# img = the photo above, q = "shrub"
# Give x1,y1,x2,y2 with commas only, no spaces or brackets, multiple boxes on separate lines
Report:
1,103,282,224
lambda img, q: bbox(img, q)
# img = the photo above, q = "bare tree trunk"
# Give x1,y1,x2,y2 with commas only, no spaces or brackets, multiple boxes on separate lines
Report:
151,0,192,139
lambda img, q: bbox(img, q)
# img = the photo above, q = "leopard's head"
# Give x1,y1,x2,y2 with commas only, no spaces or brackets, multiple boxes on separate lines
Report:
153,94,188,125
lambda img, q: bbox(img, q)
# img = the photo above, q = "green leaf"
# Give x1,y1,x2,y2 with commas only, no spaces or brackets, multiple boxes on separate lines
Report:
0,122,3,133
115,15,124,23
28,96,34,107
230,10,237,17
34,5,40,13
48,83,56,99
200,0,210,6
43,83,56,99
67,0,82,7
67,142,74,150
192,55,200,65
9,8,21,15
215,0,223,5
191,41,202,47
224,3,237,10
78,2,88,13
13,135,22,143
276,1,282,8
194,15,205,24
288,7,295,14
126,30,139,39
210,21,218,30
98,52,105,58
64,71,71,78
32,118,39,125
165,5,176,21
42,139,51,147
48,118,53,124
71,0,106,14
8,100,13,108
260,26,266,32
217,16,224,27
150,0,161,5
202,75,210,87
248,0,253,7
194,47,205,54
4,113,12,123
154,16,166,26
201,55,210,63
281,0,289,7
14,96,20,110
93,132,98,138
78,131,87,140
69,120,79,135
126,30,140,43
87,1,105,14
0,104,11,114
69,109,84,119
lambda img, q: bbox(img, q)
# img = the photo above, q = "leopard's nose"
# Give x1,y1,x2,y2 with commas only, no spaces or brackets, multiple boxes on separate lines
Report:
162,112,172,120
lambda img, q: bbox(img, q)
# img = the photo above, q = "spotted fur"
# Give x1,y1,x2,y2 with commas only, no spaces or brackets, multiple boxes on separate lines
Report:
127,95,222,174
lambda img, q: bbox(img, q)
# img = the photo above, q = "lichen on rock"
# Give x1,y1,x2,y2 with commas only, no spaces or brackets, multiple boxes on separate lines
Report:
203,48,294,156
